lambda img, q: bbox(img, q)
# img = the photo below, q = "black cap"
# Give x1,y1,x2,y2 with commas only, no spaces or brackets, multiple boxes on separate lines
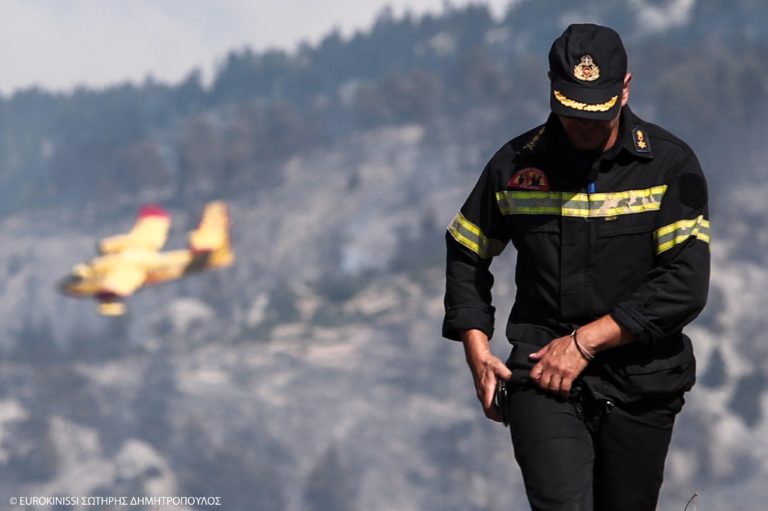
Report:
549,24,627,120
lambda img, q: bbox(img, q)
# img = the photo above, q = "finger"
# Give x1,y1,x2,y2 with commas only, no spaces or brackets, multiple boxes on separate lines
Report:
482,385,503,422
560,374,573,393
548,375,563,394
530,365,544,383
494,361,513,380
538,371,553,390
529,346,548,360
484,406,503,422
530,359,546,381
480,379,497,411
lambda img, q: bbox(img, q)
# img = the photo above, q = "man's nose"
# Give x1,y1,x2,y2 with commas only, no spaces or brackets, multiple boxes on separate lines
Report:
574,118,598,128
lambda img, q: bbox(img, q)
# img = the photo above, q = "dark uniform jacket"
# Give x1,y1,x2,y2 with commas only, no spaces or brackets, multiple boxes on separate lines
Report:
443,107,710,403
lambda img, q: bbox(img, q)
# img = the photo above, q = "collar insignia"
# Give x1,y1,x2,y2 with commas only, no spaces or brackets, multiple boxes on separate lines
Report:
522,126,546,152
508,168,550,191
632,127,651,153
573,55,600,82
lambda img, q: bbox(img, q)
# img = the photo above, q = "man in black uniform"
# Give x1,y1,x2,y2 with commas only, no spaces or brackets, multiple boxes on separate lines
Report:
443,24,710,510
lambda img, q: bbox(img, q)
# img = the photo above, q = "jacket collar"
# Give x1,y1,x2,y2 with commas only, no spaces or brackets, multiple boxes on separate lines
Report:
520,106,655,161
620,107,654,159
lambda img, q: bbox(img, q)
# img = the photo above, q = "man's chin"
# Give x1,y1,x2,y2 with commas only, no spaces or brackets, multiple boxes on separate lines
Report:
570,138,606,152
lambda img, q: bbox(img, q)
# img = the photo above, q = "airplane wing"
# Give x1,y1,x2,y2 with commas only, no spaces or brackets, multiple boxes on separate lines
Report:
98,264,148,297
98,205,171,254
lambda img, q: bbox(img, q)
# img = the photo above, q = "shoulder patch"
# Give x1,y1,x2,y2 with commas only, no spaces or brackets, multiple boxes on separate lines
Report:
507,168,550,191
679,173,707,210
632,127,651,153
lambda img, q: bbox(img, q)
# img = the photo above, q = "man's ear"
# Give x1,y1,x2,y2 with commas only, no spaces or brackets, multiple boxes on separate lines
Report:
621,72,632,107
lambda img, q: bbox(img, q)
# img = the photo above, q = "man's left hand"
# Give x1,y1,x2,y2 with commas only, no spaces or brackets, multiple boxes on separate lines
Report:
528,334,589,397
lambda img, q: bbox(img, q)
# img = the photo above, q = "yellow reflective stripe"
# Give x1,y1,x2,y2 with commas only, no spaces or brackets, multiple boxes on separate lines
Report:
447,211,507,259
496,191,566,215
563,193,591,217
655,216,710,255
588,185,667,216
496,185,667,218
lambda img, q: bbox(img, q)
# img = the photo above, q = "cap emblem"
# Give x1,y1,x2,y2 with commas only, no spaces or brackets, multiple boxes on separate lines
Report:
573,55,600,82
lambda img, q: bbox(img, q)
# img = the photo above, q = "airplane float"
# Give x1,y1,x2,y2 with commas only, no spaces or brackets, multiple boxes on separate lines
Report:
59,201,234,315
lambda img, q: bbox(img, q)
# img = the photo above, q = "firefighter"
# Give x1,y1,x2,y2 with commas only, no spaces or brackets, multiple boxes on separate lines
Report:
443,24,710,510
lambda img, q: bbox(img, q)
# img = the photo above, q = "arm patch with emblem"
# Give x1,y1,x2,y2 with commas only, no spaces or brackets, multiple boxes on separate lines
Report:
678,173,707,210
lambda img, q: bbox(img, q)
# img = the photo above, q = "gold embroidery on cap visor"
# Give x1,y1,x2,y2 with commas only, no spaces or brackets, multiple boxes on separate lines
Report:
553,90,618,113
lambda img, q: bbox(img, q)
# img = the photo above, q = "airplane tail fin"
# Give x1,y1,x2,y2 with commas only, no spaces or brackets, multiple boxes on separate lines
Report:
187,201,234,268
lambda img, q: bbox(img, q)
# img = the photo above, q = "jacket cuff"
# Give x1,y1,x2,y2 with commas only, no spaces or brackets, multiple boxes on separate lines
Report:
442,307,495,342
610,305,662,348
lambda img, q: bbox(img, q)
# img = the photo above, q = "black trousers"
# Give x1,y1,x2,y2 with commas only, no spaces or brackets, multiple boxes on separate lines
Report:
501,382,683,511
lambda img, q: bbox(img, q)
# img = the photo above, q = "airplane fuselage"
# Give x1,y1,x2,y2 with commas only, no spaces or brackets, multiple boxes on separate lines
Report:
60,248,209,298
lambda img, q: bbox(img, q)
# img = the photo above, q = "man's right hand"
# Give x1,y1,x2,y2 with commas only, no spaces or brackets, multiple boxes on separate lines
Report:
461,329,513,422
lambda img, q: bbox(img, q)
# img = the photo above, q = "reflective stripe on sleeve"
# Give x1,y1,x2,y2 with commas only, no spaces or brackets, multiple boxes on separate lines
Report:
495,185,667,218
655,215,711,255
447,211,507,259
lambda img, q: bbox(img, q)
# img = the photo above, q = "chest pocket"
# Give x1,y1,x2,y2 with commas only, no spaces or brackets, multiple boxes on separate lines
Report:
595,213,656,238
508,215,560,235
592,213,657,301
594,213,657,265
508,216,560,253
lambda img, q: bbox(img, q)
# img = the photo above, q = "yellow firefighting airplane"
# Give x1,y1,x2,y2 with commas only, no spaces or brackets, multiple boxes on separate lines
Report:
59,201,234,315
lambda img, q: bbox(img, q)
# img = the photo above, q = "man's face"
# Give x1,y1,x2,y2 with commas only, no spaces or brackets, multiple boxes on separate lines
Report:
554,72,631,152
557,113,620,152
